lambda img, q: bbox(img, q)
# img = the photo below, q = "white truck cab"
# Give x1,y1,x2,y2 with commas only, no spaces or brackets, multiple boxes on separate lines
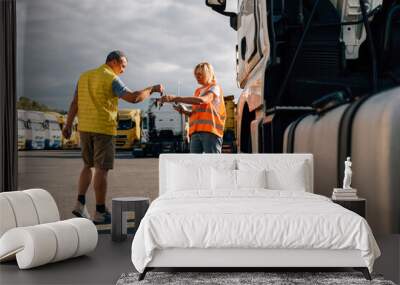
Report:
134,100,187,157
17,110,28,150
43,113,62,149
25,111,46,150
206,0,385,153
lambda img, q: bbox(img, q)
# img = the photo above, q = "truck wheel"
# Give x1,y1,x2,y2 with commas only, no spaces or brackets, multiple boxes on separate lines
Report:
240,132,252,153
240,105,254,153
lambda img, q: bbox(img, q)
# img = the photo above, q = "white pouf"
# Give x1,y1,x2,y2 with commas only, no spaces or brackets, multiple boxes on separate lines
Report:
0,189,98,269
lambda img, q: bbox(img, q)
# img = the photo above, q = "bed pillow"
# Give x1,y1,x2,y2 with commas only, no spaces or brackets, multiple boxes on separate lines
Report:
167,160,236,192
237,159,309,192
211,168,237,191
265,162,307,191
236,169,267,189
167,163,211,191
167,158,236,170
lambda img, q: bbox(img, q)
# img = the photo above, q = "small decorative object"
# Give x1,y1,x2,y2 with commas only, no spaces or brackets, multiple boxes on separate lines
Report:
343,157,352,190
332,157,358,200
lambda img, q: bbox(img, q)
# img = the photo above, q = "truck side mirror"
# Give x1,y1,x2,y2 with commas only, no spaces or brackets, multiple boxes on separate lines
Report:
205,0,227,12
230,14,237,31
205,0,238,31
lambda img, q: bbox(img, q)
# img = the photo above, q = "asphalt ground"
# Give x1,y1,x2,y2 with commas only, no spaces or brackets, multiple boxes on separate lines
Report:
18,150,159,220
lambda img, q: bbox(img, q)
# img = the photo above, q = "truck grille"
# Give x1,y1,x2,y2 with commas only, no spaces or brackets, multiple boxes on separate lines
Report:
116,141,126,147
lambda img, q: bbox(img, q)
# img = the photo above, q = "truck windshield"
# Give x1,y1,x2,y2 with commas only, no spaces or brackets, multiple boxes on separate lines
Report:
18,119,25,129
50,122,60,131
31,122,44,131
142,117,148,130
118,119,133,130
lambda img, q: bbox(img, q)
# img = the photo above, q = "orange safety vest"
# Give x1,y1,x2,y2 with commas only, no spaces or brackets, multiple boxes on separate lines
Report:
189,84,226,138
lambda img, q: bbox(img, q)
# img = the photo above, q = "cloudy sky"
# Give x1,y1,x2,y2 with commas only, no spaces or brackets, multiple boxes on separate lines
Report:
16,0,239,111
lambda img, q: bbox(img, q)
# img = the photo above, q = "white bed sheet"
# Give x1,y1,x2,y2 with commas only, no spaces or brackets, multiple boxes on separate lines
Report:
131,190,380,273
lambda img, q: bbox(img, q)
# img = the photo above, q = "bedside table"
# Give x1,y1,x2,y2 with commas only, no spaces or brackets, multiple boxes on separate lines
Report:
111,197,150,242
332,198,366,218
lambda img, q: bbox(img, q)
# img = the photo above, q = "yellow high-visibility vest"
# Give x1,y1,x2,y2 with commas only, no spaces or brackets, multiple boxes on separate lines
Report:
77,64,118,136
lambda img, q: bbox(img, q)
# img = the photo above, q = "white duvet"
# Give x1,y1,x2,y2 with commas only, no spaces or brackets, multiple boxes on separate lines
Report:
131,190,380,273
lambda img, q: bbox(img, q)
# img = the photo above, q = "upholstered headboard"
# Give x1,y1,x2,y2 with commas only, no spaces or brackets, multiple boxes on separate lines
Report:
159,154,314,196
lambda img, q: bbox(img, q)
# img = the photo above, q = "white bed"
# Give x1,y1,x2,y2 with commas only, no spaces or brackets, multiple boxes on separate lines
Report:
131,154,380,280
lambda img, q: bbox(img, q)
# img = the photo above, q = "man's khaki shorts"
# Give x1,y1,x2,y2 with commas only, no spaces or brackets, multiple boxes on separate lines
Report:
80,131,115,170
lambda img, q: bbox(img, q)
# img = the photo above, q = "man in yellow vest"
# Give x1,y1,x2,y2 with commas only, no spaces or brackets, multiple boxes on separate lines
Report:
62,50,163,224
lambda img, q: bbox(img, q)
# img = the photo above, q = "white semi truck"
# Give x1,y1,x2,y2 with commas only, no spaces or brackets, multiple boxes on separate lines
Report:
21,110,46,150
43,112,62,149
205,0,400,234
133,99,187,157
17,110,28,150
206,0,393,153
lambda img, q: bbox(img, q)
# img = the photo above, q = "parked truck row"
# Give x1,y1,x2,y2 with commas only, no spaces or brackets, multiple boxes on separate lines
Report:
132,96,239,157
18,109,82,150
18,110,64,150
18,95,239,154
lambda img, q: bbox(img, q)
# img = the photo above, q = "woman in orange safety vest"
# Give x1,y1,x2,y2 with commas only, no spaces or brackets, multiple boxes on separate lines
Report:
160,62,226,153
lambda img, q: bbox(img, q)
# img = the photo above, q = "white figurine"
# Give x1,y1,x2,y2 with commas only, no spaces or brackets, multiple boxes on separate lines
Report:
343,157,352,189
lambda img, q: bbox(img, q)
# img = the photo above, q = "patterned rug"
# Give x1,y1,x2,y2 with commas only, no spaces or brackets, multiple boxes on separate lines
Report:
116,271,396,285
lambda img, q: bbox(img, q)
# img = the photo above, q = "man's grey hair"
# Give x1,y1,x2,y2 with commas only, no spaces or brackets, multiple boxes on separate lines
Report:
106,50,127,63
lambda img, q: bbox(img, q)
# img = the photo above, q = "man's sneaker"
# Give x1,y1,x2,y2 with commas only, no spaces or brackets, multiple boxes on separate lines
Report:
93,210,111,225
72,201,91,219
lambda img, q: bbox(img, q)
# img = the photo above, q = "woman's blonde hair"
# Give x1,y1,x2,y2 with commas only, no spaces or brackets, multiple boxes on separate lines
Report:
194,62,216,84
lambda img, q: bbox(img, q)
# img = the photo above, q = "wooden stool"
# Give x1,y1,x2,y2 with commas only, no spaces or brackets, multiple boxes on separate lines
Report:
111,197,149,242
